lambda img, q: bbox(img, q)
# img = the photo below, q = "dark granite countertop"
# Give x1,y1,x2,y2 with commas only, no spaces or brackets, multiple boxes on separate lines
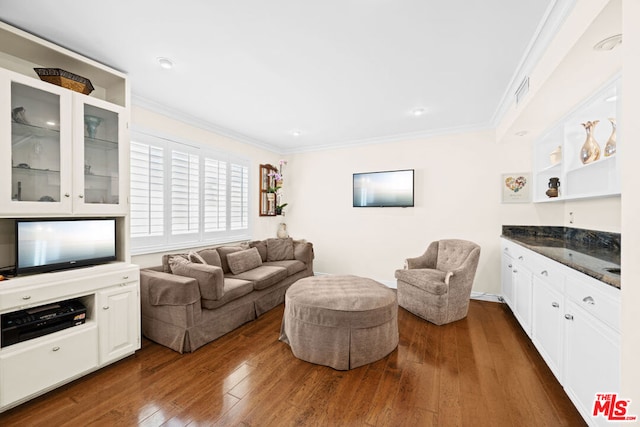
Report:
501,226,620,290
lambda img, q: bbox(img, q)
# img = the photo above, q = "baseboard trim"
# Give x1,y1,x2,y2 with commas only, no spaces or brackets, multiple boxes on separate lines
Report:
471,292,502,303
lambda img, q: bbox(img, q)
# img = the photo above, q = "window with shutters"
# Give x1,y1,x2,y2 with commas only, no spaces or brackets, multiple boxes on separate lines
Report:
130,131,251,254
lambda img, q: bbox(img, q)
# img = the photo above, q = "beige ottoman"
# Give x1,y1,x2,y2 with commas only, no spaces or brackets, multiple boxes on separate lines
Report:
279,275,398,370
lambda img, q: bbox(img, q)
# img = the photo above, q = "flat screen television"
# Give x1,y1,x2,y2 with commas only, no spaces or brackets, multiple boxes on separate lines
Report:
15,218,117,275
353,169,414,207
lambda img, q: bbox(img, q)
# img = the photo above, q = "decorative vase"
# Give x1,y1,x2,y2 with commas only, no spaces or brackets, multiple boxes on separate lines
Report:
604,118,616,157
84,115,102,138
546,177,560,198
277,223,289,238
580,120,601,164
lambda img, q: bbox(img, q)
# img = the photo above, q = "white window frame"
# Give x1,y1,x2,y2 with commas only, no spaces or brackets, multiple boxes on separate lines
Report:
130,130,252,255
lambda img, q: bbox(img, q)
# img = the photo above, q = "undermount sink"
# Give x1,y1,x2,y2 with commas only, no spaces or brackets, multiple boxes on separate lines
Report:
603,267,621,275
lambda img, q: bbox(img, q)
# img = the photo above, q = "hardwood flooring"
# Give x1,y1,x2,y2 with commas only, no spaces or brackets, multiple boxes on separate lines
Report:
0,300,585,426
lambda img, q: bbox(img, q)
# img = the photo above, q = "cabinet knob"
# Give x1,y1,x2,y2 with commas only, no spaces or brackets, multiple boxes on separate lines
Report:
123,275,129,280
22,295,31,300
541,270,548,276
564,314,574,320
582,296,595,305
64,193,70,198
518,256,524,260
551,302,559,308
78,194,84,199
103,306,109,310
52,346,60,352
513,269,518,273
508,264,512,268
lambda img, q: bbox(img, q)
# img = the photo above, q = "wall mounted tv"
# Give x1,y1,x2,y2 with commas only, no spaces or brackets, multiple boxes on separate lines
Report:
353,169,414,208
15,218,117,275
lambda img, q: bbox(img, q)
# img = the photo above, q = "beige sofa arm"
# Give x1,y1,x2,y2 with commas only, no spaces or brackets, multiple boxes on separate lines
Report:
294,241,315,264
141,269,201,306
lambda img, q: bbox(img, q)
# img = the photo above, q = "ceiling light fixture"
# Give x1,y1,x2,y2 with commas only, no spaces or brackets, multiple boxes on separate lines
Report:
157,57,174,69
291,130,301,137
412,108,425,117
46,121,56,126
593,34,622,51
515,131,528,137
605,95,618,103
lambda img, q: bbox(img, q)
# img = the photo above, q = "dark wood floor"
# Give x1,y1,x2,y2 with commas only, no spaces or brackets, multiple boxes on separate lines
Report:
0,300,585,426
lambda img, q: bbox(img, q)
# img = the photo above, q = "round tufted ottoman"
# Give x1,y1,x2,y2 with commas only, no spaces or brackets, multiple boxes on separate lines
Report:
279,275,398,370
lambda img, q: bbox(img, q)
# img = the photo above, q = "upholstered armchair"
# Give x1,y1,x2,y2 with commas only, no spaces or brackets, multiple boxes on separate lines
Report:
395,239,481,325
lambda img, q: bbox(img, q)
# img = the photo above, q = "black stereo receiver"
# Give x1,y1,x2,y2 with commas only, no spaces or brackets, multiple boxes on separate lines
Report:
1,299,87,347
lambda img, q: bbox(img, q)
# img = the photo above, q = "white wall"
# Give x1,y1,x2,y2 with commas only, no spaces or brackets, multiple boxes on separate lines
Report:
130,106,284,268
281,128,621,294
621,0,640,411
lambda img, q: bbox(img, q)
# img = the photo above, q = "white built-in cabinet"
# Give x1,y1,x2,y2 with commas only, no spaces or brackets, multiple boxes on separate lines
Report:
0,69,128,216
501,239,620,427
0,22,139,413
533,77,620,203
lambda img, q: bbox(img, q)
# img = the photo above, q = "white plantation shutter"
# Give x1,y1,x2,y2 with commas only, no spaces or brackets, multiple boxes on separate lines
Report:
171,150,199,235
230,163,249,230
130,131,251,254
204,157,227,232
130,141,164,238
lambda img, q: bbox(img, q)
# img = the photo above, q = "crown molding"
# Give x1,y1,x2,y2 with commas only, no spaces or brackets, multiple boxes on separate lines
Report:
132,94,283,154
490,0,576,127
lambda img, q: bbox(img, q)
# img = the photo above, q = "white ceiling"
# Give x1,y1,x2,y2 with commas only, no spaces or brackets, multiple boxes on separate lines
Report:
0,0,565,153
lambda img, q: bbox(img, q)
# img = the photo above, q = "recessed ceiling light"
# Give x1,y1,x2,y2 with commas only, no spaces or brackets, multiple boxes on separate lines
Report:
593,34,622,51
157,57,174,69
605,95,618,102
291,130,301,137
412,108,425,117
515,131,528,137
46,121,56,126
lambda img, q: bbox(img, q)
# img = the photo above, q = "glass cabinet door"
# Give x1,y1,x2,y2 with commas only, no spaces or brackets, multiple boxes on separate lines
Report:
73,97,127,215
2,72,73,215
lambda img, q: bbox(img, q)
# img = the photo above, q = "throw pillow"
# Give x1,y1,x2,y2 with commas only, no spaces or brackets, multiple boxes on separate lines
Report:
170,262,224,301
227,247,263,275
248,240,268,262
216,246,244,273
188,251,207,264
266,237,294,261
167,254,190,273
162,253,188,273
197,248,222,268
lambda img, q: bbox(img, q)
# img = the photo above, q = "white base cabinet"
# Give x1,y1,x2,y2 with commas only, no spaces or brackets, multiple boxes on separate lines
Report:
501,238,620,427
0,263,140,412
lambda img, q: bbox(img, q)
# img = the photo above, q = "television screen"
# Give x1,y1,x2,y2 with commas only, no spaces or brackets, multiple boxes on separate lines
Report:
15,218,117,275
353,169,414,207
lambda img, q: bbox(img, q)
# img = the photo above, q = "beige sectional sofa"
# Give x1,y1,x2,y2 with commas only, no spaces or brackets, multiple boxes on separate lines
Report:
140,237,314,353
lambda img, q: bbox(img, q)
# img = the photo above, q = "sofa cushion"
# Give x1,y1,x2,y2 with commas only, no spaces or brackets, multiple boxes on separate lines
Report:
216,246,244,273
263,260,306,276
197,248,223,268
201,278,254,310
162,253,188,273
394,268,448,295
227,265,288,290
266,238,294,261
170,261,225,301
249,240,268,262
227,247,263,275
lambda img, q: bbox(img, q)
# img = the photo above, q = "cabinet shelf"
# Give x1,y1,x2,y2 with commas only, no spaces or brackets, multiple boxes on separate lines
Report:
533,77,620,203
11,122,60,149
85,136,118,150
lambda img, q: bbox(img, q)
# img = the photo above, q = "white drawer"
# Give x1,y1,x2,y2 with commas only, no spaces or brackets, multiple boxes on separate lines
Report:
0,266,138,311
0,325,98,406
529,255,565,289
565,273,620,332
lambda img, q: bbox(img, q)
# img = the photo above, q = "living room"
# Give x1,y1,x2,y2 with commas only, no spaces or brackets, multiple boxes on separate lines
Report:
0,0,639,425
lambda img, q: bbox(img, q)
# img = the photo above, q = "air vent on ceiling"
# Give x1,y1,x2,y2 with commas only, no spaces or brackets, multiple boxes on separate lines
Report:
515,77,530,106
